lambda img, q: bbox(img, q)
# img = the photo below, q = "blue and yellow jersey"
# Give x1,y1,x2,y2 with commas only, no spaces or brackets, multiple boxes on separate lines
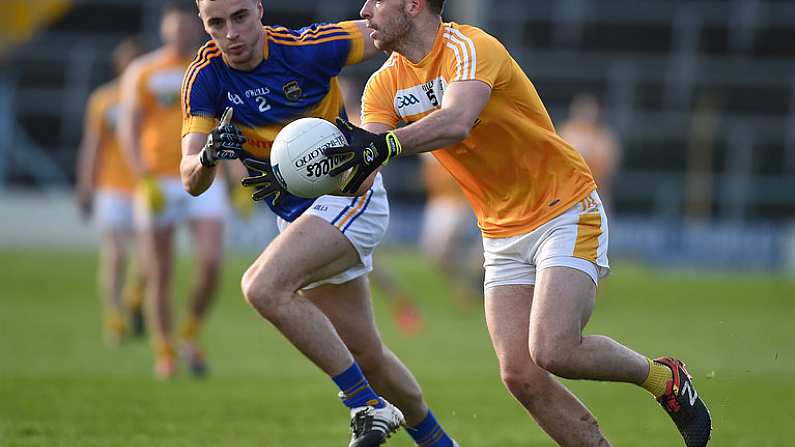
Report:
182,21,364,221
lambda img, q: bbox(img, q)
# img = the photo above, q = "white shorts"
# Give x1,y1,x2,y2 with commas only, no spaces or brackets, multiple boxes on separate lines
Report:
277,174,389,289
95,190,135,232
482,190,610,289
420,198,473,261
135,176,228,229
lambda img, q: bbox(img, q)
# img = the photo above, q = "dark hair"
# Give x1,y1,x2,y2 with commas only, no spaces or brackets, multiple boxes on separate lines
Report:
164,0,195,15
427,0,446,15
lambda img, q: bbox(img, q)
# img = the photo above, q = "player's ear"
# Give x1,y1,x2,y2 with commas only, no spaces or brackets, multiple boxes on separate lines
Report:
406,0,422,17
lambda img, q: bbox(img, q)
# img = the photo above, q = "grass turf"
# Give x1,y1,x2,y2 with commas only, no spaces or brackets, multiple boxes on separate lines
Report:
1,248,793,446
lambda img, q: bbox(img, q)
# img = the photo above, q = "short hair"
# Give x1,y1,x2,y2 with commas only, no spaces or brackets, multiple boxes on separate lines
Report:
427,0,446,15
164,0,195,15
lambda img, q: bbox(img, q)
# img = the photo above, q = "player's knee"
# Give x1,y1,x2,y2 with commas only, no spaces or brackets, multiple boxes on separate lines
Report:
241,267,274,313
351,343,386,376
529,340,574,378
499,364,545,402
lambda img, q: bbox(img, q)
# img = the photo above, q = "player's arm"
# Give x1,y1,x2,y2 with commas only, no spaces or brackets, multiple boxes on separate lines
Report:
392,80,491,155
350,20,379,61
117,62,147,178
181,132,215,196
180,108,245,196
75,99,102,218
326,81,491,192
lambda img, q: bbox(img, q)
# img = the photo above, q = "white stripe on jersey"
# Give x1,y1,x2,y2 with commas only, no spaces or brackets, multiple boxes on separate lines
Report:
444,40,464,80
445,26,477,80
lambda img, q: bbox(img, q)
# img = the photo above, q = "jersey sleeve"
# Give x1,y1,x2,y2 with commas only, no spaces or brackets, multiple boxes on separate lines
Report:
181,63,218,137
268,21,364,79
361,64,399,128
84,89,106,136
442,27,507,88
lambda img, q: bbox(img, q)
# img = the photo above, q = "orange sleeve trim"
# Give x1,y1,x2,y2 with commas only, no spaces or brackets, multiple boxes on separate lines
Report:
181,47,222,117
339,21,363,65
182,115,216,138
266,34,353,47
267,23,344,39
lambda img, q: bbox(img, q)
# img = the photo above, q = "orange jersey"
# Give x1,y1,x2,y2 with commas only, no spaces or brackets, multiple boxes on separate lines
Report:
362,23,596,237
86,82,135,193
133,49,193,177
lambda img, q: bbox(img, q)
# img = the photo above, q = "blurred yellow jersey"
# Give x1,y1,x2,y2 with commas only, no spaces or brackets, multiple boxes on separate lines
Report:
362,23,596,238
421,154,465,203
86,82,135,193
133,49,192,177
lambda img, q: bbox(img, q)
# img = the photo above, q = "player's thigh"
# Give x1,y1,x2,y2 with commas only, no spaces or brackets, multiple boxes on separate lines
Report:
94,190,135,235
189,217,224,265
248,214,362,292
303,276,383,355
264,174,389,291
529,266,596,348
484,285,534,368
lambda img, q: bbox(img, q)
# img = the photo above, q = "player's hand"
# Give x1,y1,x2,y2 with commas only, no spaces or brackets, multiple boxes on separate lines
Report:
240,157,288,207
138,175,165,214
229,183,254,219
324,118,401,193
76,186,94,220
199,107,246,168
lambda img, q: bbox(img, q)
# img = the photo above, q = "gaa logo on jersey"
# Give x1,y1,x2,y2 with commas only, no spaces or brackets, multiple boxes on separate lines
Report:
283,80,302,102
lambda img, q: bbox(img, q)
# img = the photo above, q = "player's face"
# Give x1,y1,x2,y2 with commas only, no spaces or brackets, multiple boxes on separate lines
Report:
161,10,204,54
360,0,411,52
198,0,264,68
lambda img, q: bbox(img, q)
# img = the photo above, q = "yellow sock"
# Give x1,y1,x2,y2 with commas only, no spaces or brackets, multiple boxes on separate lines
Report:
180,315,200,341
153,336,175,359
641,358,673,398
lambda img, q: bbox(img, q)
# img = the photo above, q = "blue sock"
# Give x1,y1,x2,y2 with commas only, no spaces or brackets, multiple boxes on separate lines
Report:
332,362,384,409
406,410,454,447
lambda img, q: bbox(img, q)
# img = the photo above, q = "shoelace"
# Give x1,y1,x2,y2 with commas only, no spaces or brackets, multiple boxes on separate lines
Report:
351,408,375,438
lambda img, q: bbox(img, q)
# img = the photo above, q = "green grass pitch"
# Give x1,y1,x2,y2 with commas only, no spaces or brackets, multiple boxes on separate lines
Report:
1,248,794,446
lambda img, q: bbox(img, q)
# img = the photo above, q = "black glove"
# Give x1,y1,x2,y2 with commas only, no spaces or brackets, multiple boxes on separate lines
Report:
199,107,246,167
240,157,288,207
324,118,401,193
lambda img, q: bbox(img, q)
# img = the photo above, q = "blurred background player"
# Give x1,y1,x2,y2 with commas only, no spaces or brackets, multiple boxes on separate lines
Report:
338,74,424,336
118,1,228,379
558,94,622,213
76,37,147,345
419,153,482,308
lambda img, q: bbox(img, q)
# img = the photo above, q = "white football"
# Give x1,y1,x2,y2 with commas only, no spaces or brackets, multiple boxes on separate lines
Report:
270,117,349,198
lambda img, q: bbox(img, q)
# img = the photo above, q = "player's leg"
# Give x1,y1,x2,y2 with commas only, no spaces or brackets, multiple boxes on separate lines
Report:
122,242,147,338
303,278,427,424
305,278,457,447
242,214,359,374
485,284,611,446
180,216,223,376
135,179,180,379
141,224,176,378
368,261,424,337
181,179,227,376
529,190,712,446
94,191,137,344
529,266,648,382
98,229,129,345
